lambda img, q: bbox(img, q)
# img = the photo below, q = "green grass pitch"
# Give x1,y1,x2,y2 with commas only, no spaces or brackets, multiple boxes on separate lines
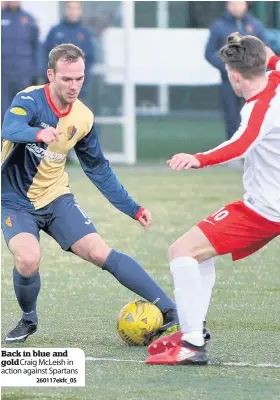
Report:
1,166,280,400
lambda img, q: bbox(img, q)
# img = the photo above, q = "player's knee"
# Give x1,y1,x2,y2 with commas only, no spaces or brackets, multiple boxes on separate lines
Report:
88,244,111,267
168,243,175,260
168,241,195,261
168,242,187,260
15,252,41,276
89,250,109,267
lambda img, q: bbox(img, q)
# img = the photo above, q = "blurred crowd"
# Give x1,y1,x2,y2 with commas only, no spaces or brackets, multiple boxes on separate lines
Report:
1,1,95,124
1,1,39,122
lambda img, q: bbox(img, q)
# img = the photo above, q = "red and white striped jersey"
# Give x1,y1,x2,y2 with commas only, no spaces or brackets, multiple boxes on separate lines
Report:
195,56,280,222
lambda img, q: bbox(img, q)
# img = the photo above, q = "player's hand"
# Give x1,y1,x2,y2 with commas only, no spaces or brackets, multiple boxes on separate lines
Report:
36,127,62,144
265,46,275,65
167,153,201,171
136,208,152,229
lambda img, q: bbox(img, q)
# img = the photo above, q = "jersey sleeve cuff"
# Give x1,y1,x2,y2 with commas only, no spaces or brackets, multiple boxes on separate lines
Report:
193,154,207,168
268,55,280,70
135,207,145,220
35,130,43,142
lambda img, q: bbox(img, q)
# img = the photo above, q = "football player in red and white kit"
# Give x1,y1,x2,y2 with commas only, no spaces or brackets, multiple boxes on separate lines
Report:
146,33,280,365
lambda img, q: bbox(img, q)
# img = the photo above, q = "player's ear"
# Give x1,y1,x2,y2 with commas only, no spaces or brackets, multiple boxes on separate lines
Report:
47,68,55,83
231,69,240,83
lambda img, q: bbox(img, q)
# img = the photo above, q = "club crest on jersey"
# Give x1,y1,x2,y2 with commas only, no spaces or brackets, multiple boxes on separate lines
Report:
78,32,85,41
5,216,14,227
246,24,254,33
21,16,29,25
67,125,77,141
10,107,27,116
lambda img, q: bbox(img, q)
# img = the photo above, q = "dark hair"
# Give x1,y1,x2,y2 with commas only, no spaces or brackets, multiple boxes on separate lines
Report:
219,32,266,78
48,43,85,71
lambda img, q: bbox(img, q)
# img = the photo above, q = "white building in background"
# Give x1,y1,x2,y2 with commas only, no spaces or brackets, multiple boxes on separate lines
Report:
22,1,219,87
23,1,59,41
22,1,220,165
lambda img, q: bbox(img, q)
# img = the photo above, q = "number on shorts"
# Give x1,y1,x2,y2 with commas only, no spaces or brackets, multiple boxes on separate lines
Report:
74,203,92,224
211,207,229,221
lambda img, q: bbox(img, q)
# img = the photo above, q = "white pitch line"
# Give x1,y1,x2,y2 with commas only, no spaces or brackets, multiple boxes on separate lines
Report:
221,362,280,369
86,357,280,369
86,357,145,363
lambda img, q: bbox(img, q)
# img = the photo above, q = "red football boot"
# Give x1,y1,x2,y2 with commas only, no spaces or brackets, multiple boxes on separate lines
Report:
146,341,209,365
148,330,182,355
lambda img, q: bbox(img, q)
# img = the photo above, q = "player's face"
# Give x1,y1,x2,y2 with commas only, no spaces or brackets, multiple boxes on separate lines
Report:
227,66,243,97
227,1,248,18
65,1,82,23
7,1,20,9
48,58,85,105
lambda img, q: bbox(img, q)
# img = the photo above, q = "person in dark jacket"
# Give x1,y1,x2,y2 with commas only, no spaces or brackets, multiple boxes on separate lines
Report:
205,1,267,140
1,1,39,123
44,1,94,100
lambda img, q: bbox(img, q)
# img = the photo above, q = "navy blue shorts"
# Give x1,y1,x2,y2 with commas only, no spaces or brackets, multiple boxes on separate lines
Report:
1,194,97,250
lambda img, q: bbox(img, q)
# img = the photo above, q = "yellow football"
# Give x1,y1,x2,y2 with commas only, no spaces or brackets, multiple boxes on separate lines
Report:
117,300,163,346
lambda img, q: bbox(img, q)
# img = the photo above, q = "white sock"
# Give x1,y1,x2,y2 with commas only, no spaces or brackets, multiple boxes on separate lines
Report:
181,331,204,347
170,257,204,347
199,258,216,320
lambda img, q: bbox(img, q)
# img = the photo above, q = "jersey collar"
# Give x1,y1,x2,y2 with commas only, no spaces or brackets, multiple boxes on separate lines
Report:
246,81,269,103
246,89,265,103
44,84,73,118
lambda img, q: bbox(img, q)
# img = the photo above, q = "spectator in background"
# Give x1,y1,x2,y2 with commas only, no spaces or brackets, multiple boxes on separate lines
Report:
44,1,94,101
205,1,267,141
1,1,39,123
266,29,280,55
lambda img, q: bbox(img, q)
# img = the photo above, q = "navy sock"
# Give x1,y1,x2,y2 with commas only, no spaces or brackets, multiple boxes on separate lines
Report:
13,267,40,323
103,250,175,313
